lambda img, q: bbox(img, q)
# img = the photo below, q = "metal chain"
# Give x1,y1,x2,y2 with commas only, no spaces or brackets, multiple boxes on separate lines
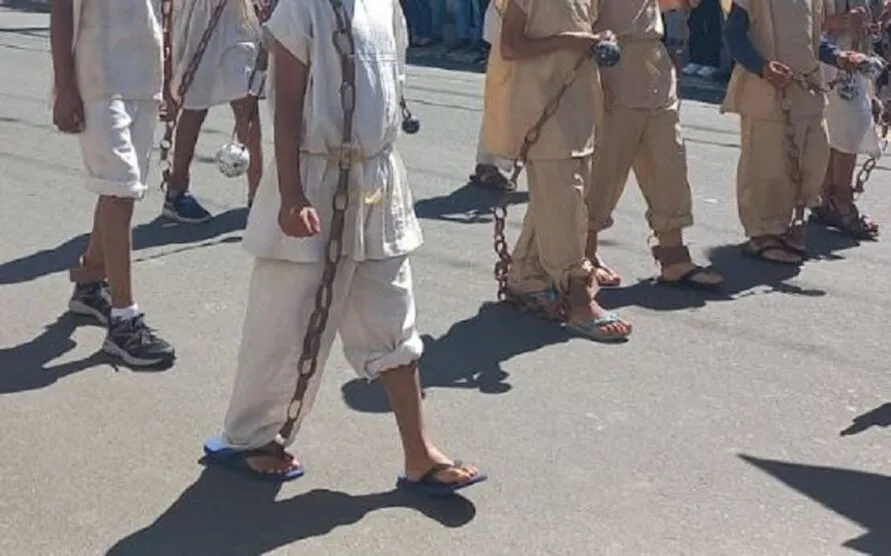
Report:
780,71,826,238
274,0,357,446
235,0,277,142
158,0,229,189
492,53,590,300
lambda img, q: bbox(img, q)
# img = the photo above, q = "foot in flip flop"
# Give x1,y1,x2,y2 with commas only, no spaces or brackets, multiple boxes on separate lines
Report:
658,261,724,291
203,436,305,482
589,253,622,287
742,236,804,265
398,453,487,496
566,303,631,342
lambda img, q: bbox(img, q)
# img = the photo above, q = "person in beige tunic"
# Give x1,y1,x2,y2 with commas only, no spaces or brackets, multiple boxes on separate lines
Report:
485,0,632,341
586,0,724,291
722,0,867,264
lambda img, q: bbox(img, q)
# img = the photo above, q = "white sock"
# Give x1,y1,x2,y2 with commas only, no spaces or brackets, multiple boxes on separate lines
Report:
111,303,140,321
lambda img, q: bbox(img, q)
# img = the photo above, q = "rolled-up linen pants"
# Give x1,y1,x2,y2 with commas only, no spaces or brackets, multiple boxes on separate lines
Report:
587,102,694,234
736,115,829,237
222,254,424,450
506,156,595,295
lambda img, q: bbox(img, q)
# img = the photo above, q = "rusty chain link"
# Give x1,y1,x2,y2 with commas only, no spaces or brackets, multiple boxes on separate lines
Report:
780,70,826,242
492,53,590,301
273,0,357,446
158,0,228,189
237,0,277,140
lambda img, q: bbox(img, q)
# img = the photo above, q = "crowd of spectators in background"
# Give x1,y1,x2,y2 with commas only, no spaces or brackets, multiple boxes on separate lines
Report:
400,0,731,81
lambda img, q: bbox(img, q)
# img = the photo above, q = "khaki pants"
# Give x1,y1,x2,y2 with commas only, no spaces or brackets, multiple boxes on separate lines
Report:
737,115,829,237
587,103,693,234
475,120,511,171
507,157,594,294
222,255,423,450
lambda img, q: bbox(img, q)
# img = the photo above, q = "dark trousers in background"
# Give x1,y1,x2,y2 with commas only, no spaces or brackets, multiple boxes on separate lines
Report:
401,0,433,40
687,0,723,67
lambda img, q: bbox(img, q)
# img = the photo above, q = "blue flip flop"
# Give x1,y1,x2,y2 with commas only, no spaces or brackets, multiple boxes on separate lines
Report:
396,461,487,496
565,312,631,343
202,436,305,482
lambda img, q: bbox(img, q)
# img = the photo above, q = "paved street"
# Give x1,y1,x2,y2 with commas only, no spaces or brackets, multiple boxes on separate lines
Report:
2,6,891,556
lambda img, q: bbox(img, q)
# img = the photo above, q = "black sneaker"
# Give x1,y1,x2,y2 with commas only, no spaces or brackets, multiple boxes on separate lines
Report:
103,314,176,367
68,281,111,325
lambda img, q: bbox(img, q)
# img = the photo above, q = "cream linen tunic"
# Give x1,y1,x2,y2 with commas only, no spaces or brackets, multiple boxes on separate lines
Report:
72,0,164,103
594,0,676,110
484,0,603,161
172,0,263,109
242,0,423,263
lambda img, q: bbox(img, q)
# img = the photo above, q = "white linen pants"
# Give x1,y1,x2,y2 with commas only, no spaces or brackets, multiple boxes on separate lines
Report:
79,99,158,199
824,66,881,157
222,254,424,450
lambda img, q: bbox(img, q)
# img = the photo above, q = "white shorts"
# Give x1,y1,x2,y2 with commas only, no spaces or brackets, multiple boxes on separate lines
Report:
79,99,158,199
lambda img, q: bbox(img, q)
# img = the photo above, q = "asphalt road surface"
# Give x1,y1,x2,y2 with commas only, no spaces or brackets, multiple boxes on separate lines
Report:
2,6,891,556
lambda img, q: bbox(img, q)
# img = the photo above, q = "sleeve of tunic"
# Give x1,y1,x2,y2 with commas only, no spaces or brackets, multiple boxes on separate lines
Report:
724,3,767,76
264,0,312,65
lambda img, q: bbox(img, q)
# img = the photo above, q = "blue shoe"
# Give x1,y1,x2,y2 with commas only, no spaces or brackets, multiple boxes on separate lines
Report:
163,191,212,224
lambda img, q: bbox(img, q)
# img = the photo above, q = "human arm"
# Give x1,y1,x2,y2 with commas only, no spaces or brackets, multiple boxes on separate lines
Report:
824,6,869,34
49,0,83,133
657,0,700,12
723,3,766,76
499,0,614,61
266,0,321,237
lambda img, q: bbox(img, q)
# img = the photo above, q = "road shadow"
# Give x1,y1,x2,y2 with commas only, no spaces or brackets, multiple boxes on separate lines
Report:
0,0,50,13
0,313,172,395
805,221,868,261
105,466,476,556
596,240,825,313
414,182,528,224
840,403,891,436
740,454,891,554
0,207,247,285
407,45,486,73
341,301,576,413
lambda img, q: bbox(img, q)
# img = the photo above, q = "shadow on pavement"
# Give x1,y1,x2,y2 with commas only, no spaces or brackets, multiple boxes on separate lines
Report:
0,207,247,285
595,240,825,313
840,403,891,436
105,466,476,555
341,301,577,413
414,182,528,224
0,313,172,395
740,454,891,554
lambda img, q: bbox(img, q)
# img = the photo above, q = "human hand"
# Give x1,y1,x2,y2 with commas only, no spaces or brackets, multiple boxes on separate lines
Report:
278,197,321,237
761,60,793,88
562,31,609,54
52,85,84,134
837,50,869,72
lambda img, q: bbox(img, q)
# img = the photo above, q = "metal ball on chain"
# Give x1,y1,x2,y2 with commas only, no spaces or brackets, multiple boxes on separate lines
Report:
214,141,251,178
591,40,621,68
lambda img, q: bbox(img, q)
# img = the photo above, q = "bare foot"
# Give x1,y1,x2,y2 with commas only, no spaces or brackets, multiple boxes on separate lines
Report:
744,237,803,264
588,253,621,287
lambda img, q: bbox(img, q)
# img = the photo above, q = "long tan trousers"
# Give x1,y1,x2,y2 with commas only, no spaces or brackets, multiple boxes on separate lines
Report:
587,103,693,234
506,157,595,295
222,255,423,450
737,115,829,237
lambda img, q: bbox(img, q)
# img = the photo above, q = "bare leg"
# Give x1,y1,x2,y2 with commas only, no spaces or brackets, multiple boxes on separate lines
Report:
99,195,135,309
380,361,479,484
71,198,106,283
168,108,209,193
831,150,857,207
231,97,263,203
